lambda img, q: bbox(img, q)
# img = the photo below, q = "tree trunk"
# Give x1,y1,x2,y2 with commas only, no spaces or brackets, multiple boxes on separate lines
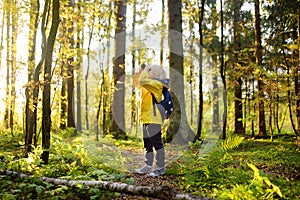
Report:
251,78,255,136
211,1,219,134
233,0,245,135
96,64,104,141
194,0,205,142
254,0,266,136
67,0,76,129
76,72,82,132
275,93,280,133
111,0,127,137
60,68,67,129
85,0,96,133
220,0,227,140
85,26,92,130
9,0,17,133
188,29,195,126
295,6,300,137
3,0,11,129
103,2,113,135
41,0,60,164
269,95,273,140
131,0,137,134
168,0,194,144
25,0,39,155
1,169,201,200
75,0,83,133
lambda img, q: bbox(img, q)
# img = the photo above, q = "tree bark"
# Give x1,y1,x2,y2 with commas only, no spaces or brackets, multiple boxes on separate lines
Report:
75,0,83,133
220,0,227,140
96,57,106,140
25,0,39,155
254,0,266,136
130,0,137,134
41,0,60,164
3,0,11,129
85,21,93,131
60,69,67,129
194,0,205,142
168,0,194,144
8,0,17,133
233,0,245,135
0,169,203,200
295,6,300,137
111,0,127,137
67,0,76,129
211,1,219,134
103,2,113,135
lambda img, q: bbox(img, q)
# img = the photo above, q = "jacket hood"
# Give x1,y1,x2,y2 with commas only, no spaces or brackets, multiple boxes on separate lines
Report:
154,78,170,88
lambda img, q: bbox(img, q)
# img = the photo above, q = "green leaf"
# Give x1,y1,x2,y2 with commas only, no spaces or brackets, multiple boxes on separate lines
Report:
35,186,44,195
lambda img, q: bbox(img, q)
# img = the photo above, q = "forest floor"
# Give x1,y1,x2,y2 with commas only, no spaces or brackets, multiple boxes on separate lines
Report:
115,146,188,199
0,131,299,199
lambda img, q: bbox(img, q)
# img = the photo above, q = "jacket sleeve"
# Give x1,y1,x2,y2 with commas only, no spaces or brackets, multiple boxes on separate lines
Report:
138,71,163,101
133,72,141,89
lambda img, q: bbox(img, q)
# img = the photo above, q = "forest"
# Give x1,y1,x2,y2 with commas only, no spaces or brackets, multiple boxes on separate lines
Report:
0,0,299,199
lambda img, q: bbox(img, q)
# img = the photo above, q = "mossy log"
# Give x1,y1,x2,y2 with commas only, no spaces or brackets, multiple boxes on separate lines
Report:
0,169,208,200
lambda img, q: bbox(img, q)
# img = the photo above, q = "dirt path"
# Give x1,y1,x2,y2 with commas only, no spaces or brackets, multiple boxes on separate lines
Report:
121,144,188,172
113,145,191,199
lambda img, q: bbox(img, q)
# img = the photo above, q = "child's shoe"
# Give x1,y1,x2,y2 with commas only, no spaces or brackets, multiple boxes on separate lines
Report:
149,167,165,177
134,165,152,174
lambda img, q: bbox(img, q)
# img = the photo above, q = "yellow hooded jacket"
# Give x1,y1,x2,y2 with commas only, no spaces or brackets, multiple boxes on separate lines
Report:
133,70,163,125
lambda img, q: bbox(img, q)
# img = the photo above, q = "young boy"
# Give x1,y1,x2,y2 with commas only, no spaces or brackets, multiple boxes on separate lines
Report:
133,64,168,177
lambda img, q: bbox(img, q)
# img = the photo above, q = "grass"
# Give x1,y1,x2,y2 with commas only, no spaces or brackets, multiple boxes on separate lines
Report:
169,134,300,199
0,131,299,199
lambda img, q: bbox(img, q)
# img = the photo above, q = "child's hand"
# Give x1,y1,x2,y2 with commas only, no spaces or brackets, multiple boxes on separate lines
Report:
138,64,146,73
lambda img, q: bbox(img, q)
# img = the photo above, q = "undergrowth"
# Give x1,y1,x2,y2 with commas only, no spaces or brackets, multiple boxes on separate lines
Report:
168,134,300,199
0,130,299,199
0,130,136,199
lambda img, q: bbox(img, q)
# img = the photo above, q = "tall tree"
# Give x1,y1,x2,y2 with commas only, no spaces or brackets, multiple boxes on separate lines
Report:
60,10,67,130
60,65,67,130
84,1,96,131
8,0,17,132
41,0,60,164
233,0,245,135
254,0,266,136
59,0,76,130
209,0,220,134
296,5,300,137
75,0,83,133
194,0,205,141
3,0,11,130
25,0,39,154
168,0,194,144
2,0,18,133
66,0,76,129
102,1,113,135
111,0,127,137
220,0,226,140
130,0,137,133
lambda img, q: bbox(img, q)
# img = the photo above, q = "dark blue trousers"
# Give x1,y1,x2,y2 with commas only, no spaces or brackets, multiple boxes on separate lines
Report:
143,124,165,168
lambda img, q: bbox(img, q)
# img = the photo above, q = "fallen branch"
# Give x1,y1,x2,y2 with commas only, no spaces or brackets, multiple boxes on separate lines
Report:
0,169,208,200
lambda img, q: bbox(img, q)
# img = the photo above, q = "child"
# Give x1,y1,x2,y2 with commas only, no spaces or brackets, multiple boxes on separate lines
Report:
133,64,168,177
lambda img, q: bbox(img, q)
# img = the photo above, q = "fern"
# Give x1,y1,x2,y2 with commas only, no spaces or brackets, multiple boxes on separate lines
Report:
221,134,244,151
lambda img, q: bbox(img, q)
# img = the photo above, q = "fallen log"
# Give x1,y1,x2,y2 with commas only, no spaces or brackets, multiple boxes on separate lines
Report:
0,169,208,200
